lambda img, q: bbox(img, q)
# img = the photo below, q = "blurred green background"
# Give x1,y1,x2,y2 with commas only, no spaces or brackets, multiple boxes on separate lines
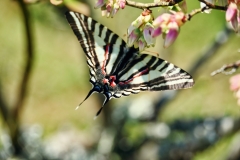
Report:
0,0,240,159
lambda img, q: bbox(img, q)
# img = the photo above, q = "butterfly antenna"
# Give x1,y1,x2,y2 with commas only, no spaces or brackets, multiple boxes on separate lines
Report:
76,85,101,110
93,92,112,119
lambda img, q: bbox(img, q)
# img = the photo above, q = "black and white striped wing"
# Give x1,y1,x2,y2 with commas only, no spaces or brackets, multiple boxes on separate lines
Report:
66,11,136,85
65,11,194,102
113,54,194,98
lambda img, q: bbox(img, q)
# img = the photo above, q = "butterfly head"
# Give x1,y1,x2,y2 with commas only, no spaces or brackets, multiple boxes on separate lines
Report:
77,82,113,117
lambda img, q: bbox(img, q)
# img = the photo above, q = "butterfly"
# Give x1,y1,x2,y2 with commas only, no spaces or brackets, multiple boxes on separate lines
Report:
65,11,194,117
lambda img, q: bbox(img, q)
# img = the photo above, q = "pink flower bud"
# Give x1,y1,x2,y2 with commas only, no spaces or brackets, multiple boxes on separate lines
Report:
231,14,239,31
131,15,144,28
95,0,105,9
127,15,145,41
226,2,238,21
143,23,155,46
153,13,171,27
106,2,112,12
111,3,119,17
164,22,179,48
230,74,240,91
152,27,162,38
138,36,146,52
127,28,140,47
118,0,126,9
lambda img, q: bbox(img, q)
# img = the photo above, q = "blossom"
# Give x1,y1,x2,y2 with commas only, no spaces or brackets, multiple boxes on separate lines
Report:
127,9,155,51
164,22,179,48
153,13,171,26
127,11,186,50
143,23,155,46
138,36,147,52
118,0,126,9
95,0,105,9
230,74,240,91
128,15,145,34
152,27,162,38
127,28,141,47
153,11,186,48
230,74,240,105
226,2,238,21
95,0,126,17
226,2,239,31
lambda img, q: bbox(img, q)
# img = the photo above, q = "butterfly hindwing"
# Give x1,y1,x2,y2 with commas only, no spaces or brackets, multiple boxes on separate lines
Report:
118,54,193,89
112,54,194,98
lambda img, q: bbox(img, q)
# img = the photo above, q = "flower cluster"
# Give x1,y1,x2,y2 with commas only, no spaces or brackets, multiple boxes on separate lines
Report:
127,9,155,52
95,0,126,17
226,0,240,32
152,11,186,48
230,74,240,105
127,11,186,51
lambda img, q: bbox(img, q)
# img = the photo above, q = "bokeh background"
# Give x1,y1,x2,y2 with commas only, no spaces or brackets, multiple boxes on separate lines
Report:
0,0,240,159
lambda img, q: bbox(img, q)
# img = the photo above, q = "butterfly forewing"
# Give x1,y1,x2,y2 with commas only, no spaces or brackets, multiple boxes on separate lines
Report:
65,11,194,105
66,12,130,76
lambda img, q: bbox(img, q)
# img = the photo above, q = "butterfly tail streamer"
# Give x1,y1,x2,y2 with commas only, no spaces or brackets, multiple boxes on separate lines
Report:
76,85,102,110
94,91,112,119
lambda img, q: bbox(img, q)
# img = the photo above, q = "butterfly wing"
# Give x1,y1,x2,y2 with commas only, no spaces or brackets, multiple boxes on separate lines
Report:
65,11,137,86
112,54,194,98
65,11,194,106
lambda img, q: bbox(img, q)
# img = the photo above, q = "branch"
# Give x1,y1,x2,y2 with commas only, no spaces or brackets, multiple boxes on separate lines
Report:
125,0,227,10
0,85,9,124
185,1,227,21
211,60,240,76
124,0,228,21
198,0,228,11
125,0,183,9
13,0,34,120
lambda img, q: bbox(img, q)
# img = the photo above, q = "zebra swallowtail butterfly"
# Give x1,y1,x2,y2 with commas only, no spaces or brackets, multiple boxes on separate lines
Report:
65,11,194,117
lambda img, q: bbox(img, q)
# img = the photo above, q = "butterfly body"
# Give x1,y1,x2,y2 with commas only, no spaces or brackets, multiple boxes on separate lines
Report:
65,11,194,116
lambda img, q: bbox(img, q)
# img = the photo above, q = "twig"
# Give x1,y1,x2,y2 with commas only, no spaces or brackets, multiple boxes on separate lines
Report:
198,0,227,11
125,0,183,9
185,6,213,21
185,7,203,21
211,60,240,76
185,0,227,21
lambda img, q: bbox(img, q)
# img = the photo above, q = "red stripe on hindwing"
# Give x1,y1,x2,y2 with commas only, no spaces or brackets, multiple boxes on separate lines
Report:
101,44,110,75
119,68,149,85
